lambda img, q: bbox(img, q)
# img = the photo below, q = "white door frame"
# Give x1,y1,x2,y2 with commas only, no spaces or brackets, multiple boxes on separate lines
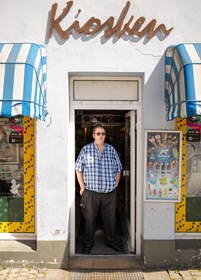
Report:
68,76,143,256
125,111,136,252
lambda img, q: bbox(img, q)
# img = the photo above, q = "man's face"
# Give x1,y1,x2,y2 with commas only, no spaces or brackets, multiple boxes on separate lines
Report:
93,127,106,145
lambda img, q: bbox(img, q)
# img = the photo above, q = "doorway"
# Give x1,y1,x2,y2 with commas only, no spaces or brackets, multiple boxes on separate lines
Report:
75,109,136,255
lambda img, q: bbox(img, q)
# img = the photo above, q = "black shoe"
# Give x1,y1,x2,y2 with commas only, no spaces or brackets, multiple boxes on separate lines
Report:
82,246,91,254
107,243,122,252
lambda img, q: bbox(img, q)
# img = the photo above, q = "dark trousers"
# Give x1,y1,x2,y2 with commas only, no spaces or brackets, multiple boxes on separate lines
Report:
80,189,117,248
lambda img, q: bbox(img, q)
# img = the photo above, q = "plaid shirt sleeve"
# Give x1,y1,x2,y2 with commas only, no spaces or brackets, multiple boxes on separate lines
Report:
112,147,123,173
75,146,86,172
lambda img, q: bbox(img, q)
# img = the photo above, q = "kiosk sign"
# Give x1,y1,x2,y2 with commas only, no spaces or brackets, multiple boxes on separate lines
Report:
48,1,173,41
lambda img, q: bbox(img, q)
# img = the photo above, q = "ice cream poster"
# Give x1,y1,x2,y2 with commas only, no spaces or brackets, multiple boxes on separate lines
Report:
144,130,182,202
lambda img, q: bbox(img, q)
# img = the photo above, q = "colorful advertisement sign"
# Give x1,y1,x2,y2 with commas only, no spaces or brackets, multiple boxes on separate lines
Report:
144,130,182,202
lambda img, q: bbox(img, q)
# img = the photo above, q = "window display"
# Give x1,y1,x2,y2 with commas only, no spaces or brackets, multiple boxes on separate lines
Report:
0,117,24,222
176,117,201,232
186,116,201,221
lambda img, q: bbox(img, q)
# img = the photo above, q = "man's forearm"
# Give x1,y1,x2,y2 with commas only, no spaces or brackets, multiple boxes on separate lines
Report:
76,170,85,195
116,172,121,187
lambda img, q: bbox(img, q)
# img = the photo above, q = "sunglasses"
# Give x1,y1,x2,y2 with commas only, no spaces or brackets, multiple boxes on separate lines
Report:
95,132,106,136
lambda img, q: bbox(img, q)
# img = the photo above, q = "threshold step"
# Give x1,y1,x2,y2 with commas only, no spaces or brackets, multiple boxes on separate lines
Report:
69,255,142,269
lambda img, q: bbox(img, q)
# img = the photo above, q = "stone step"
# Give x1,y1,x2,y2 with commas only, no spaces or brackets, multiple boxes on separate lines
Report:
69,255,142,269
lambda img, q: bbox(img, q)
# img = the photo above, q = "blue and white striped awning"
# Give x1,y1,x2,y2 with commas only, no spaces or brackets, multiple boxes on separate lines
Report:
165,43,201,121
0,43,47,121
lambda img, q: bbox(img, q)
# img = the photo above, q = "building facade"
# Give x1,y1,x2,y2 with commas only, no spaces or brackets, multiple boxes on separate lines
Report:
0,0,201,268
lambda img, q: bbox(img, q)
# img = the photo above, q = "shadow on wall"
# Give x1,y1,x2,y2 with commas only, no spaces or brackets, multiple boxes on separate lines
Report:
143,52,174,130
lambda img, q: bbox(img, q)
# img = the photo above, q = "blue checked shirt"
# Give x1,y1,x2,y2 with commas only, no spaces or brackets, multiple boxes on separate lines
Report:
75,142,122,193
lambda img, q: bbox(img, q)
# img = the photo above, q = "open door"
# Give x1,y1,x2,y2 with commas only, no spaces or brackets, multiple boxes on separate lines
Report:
74,109,137,255
124,111,136,252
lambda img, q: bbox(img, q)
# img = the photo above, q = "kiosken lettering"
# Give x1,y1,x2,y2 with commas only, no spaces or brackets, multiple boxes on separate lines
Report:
48,1,173,40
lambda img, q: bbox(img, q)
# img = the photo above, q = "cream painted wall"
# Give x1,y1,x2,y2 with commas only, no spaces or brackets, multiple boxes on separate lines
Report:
0,0,200,242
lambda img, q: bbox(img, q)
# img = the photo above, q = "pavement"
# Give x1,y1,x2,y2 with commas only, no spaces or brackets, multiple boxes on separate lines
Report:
0,268,201,280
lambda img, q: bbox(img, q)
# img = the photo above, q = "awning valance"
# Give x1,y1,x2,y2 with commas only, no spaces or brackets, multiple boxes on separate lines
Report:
0,43,47,121
165,43,201,120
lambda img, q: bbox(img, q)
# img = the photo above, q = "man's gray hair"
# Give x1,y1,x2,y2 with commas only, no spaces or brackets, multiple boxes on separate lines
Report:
92,123,105,134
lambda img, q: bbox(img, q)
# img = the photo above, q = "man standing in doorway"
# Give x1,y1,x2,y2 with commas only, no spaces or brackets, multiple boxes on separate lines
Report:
75,123,123,254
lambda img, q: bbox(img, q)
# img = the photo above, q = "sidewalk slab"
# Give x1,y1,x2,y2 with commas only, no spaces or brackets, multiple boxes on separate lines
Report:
143,270,170,280
189,270,201,280
179,270,194,280
45,269,70,280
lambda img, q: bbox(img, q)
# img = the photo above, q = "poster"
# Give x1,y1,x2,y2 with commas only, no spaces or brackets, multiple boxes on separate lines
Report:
144,130,182,202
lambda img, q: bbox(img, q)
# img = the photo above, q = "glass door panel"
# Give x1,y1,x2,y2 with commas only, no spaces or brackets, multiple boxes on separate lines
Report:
125,111,135,252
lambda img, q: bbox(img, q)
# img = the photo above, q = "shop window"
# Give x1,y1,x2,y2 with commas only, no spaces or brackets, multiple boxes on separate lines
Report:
0,116,34,233
176,117,201,232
